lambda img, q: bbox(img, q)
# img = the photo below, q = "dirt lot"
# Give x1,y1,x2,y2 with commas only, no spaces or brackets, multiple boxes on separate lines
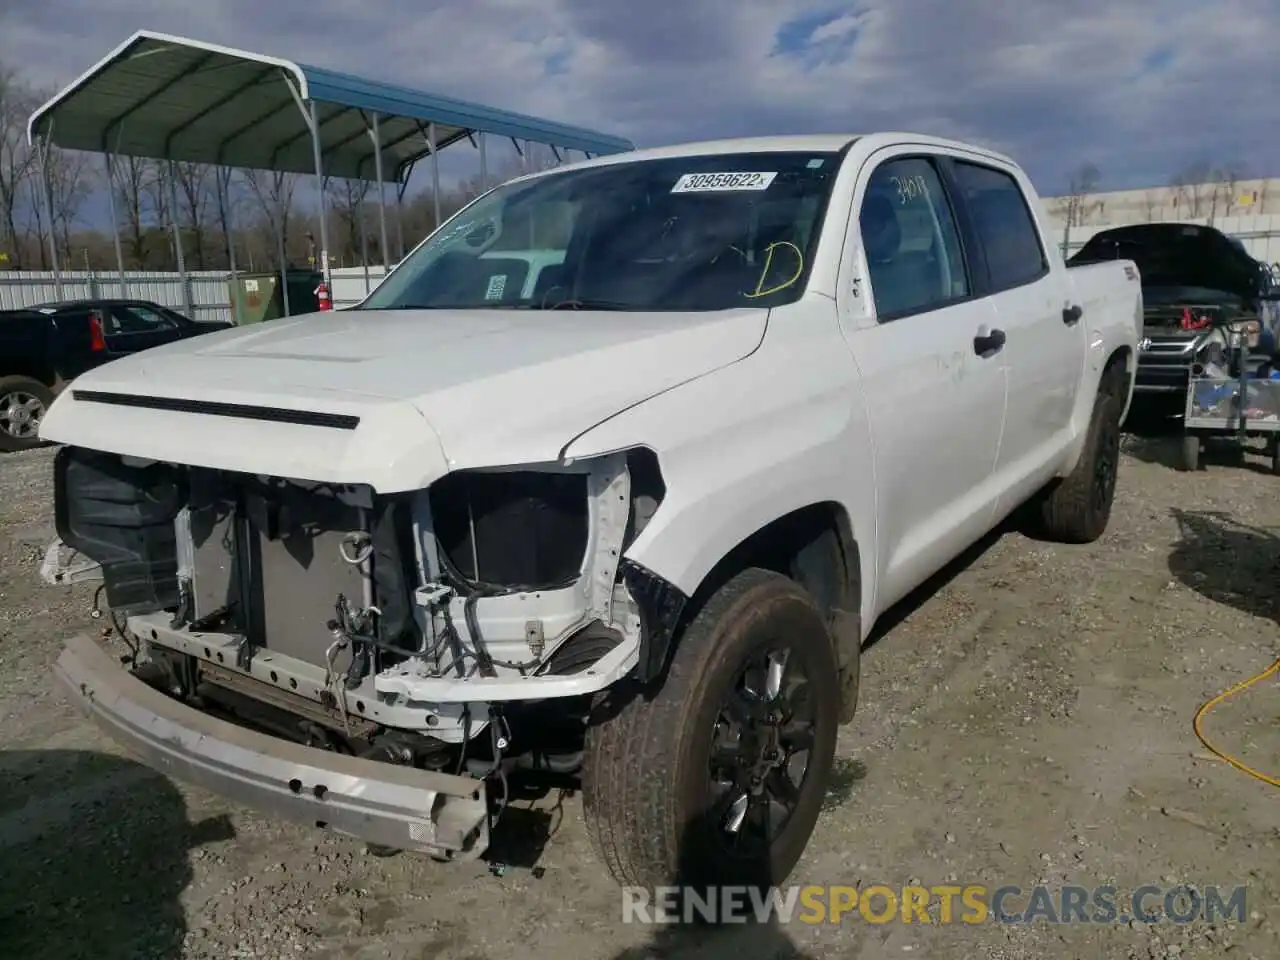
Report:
1,437,1278,960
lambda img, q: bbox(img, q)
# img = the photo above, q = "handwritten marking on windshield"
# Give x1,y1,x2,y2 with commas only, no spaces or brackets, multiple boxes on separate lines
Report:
744,241,805,299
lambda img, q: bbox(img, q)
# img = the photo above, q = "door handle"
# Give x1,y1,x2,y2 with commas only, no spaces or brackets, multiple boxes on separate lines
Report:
1063,303,1083,326
973,327,1006,358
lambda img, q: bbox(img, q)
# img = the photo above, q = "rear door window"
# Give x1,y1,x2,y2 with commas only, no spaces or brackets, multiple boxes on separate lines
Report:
108,304,180,335
951,161,1048,292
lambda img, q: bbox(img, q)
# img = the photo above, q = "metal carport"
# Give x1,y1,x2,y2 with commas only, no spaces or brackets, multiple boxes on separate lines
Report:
26,30,634,312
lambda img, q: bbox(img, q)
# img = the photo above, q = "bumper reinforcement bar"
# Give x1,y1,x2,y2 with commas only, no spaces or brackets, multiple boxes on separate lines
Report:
53,634,490,858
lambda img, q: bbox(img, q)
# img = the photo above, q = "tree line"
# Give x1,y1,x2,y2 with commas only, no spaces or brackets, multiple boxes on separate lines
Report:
0,59,549,274
1056,158,1266,228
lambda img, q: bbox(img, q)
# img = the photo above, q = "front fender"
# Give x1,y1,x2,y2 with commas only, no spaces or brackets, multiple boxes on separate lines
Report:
563,304,878,630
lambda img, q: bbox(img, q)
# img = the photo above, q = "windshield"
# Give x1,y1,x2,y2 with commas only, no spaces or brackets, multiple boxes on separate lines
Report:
359,151,841,313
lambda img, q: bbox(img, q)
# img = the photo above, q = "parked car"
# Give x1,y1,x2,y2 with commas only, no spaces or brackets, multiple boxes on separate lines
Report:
41,133,1139,891
0,298,232,451
1068,223,1279,419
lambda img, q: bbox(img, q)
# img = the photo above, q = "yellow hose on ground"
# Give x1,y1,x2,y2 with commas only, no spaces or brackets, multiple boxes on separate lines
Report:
1192,656,1280,787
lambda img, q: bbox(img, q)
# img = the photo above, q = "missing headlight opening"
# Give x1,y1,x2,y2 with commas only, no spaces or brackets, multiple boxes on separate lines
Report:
53,443,669,809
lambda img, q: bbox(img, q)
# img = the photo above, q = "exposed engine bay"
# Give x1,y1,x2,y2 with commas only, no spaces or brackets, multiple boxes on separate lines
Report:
55,444,670,821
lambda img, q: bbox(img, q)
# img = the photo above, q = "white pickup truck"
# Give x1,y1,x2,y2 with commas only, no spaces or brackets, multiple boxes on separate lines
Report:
42,133,1140,892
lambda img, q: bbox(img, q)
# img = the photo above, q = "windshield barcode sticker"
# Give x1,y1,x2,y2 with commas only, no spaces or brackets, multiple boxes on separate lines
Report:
671,172,778,193
485,274,507,300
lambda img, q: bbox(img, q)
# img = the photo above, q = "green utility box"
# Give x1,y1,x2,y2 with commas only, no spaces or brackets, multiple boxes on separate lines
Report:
228,270,323,325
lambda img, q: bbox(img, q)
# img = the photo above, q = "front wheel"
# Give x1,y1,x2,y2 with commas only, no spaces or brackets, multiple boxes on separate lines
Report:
582,568,841,891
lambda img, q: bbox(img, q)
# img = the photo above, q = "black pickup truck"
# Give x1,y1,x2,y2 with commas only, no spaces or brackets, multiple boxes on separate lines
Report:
1068,223,1279,421
0,299,232,452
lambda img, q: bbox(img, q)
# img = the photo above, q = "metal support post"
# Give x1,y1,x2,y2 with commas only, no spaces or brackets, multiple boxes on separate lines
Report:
166,160,193,316
429,121,441,231
370,113,391,276
216,167,242,324
277,217,291,317
309,101,332,286
34,134,63,298
359,199,371,295
102,153,128,297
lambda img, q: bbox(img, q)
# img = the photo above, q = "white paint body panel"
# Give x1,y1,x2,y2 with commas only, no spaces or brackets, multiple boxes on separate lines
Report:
39,307,766,492
42,132,1141,648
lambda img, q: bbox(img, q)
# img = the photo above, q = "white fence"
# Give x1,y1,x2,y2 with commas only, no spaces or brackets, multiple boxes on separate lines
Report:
0,270,237,322
0,265,389,321
330,265,388,308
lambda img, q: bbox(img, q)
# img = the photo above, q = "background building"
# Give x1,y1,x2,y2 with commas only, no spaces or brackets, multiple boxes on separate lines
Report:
1039,177,1280,269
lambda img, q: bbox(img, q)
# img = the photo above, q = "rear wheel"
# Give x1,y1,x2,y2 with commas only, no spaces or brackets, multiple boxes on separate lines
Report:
0,376,54,453
582,568,841,891
1033,368,1125,543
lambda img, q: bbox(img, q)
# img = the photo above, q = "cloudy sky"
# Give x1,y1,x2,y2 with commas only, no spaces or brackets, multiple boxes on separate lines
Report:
1,0,1277,197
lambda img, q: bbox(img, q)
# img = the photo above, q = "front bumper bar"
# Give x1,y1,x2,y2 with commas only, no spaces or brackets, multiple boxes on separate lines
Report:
53,634,490,858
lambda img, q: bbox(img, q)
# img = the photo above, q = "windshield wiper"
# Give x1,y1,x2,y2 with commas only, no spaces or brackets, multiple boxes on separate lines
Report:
533,298,635,311
362,303,522,311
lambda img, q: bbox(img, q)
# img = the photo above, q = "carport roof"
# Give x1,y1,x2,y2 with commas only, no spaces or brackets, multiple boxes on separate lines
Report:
26,31,635,182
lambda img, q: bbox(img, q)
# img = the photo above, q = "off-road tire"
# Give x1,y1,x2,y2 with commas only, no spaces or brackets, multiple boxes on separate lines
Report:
0,376,54,453
1034,368,1125,543
582,568,841,891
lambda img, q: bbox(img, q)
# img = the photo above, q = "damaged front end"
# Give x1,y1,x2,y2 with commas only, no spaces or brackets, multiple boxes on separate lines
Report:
50,443,677,858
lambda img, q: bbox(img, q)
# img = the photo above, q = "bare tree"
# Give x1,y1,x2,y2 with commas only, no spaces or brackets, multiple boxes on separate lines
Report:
1062,162,1101,227
1207,161,1249,219
106,155,153,268
211,166,250,270
140,161,179,268
174,161,211,268
243,169,299,268
0,65,34,267
1169,160,1213,217
325,176,372,264
45,147,91,261
1139,190,1161,222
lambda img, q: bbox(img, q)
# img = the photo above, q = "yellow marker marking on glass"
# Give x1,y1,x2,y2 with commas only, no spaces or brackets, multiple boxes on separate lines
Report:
744,241,804,299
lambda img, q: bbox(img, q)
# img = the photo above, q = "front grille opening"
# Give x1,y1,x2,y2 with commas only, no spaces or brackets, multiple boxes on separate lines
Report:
430,471,589,590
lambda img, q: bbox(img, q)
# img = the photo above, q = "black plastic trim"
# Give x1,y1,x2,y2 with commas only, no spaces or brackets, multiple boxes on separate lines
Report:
71,390,361,430
620,558,689,683
54,446,186,615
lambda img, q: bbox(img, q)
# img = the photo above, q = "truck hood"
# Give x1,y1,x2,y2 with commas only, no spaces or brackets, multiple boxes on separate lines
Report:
39,308,767,492
1068,223,1264,302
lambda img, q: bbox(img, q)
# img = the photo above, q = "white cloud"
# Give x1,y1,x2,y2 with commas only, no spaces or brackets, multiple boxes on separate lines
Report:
1,0,1276,194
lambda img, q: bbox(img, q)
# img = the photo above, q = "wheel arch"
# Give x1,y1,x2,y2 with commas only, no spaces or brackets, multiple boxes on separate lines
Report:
1062,344,1133,474
626,500,864,720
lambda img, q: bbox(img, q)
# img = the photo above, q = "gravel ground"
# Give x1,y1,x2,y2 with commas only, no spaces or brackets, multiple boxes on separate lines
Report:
1,436,1279,960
